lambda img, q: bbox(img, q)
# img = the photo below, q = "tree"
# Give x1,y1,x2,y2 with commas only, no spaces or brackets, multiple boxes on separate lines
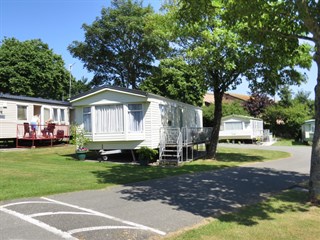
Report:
244,92,274,118
294,90,315,117
165,1,312,159
140,57,207,106
264,103,311,140
223,0,320,204
68,0,169,89
73,77,91,96
0,37,72,100
278,86,294,107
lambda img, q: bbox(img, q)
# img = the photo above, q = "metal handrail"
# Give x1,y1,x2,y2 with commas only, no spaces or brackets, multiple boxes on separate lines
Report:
176,130,183,162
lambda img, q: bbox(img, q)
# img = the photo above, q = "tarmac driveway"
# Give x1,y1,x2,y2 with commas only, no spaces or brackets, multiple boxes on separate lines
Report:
0,145,312,240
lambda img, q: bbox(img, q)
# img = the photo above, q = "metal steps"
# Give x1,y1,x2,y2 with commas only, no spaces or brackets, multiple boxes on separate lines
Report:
159,144,181,165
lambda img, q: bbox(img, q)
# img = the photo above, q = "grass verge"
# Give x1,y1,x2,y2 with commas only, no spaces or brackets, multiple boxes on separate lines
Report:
166,190,320,240
0,145,289,201
272,138,308,146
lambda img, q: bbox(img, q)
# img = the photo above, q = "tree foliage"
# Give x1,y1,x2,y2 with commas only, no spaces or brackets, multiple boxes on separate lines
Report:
264,88,315,139
68,0,169,89
0,37,72,100
165,1,312,159
140,58,207,106
264,102,311,140
244,92,275,118
225,0,320,203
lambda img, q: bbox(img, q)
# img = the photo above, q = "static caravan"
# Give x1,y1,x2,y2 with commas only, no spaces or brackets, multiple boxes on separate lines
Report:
70,86,203,151
0,93,71,141
219,115,264,142
301,119,315,142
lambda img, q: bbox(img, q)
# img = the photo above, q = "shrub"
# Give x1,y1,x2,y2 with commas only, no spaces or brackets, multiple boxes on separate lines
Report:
136,147,158,166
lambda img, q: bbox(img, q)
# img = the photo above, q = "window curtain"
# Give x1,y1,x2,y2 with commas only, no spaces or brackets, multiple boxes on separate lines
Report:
128,104,143,132
17,105,27,120
60,109,65,122
83,107,92,132
95,105,123,133
44,108,50,122
225,122,243,130
53,109,58,122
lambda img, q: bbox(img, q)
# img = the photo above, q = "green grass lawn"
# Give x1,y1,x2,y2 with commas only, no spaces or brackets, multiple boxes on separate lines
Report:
272,138,309,146
0,145,290,201
166,190,320,240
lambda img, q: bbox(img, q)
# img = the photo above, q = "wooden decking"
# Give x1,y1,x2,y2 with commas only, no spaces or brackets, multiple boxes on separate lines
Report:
16,124,70,148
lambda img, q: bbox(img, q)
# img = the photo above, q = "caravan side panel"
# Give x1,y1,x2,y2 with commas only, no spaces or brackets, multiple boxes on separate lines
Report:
0,100,33,139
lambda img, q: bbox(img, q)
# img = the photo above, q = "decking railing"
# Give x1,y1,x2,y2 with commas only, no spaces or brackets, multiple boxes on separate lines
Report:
159,127,213,163
16,123,70,148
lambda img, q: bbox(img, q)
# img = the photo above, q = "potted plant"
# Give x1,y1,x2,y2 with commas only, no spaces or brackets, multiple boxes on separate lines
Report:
70,125,90,160
136,146,158,166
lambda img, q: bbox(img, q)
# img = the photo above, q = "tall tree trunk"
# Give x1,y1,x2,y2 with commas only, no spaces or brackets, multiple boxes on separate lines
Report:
296,0,320,204
206,90,223,159
309,45,320,204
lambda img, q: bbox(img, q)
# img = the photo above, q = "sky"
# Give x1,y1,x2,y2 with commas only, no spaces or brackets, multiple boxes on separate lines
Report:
0,0,317,99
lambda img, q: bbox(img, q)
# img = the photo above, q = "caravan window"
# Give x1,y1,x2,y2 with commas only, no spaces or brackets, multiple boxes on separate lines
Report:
225,122,243,130
17,105,27,120
60,109,65,122
44,108,51,123
83,107,92,132
53,109,58,122
128,104,143,132
311,124,315,132
95,105,123,133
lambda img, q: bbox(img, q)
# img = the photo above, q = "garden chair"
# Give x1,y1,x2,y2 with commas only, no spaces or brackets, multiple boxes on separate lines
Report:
42,123,56,137
55,130,64,141
23,122,31,138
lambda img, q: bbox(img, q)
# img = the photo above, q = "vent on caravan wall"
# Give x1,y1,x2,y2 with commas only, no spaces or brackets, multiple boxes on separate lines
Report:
0,101,7,108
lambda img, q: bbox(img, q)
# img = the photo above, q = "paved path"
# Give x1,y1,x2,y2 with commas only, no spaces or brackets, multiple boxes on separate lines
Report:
0,145,311,240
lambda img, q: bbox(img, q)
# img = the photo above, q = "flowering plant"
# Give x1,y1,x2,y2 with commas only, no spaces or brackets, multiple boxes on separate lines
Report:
77,147,88,152
70,124,90,152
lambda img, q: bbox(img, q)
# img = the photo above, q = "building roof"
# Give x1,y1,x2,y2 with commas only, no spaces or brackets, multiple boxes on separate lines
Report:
70,85,201,109
222,114,262,121
203,93,215,104
226,93,251,101
204,92,251,104
70,85,148,102
0,92,70,106
304,119,315,123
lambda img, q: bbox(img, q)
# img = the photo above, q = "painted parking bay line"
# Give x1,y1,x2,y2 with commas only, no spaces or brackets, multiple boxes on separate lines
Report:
68,226,142,235
0,206,77,240
42,197,166,236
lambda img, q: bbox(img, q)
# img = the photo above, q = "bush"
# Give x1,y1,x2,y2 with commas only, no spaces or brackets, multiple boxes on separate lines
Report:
136,147,158,166
70,124,90,152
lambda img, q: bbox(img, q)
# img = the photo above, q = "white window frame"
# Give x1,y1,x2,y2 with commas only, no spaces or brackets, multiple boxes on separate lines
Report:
17,105,28,121
95,104,124,134
83,107,92,133
60,109,65,123
128,104,144,133
53,108,59,122
225,122,243,131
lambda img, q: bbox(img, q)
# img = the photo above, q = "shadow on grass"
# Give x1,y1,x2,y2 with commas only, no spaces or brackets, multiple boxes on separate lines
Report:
218,190,311,226
90,149,268,185
91,150,270,185
216,152,265,162
92,163,230,185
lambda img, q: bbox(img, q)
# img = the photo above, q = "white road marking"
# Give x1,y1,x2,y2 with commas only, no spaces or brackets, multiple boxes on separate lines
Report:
29,211,95,217
0,197,166,238
0,201,54,208
68,226,141,234
0,206,77,240
42,197,166,236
